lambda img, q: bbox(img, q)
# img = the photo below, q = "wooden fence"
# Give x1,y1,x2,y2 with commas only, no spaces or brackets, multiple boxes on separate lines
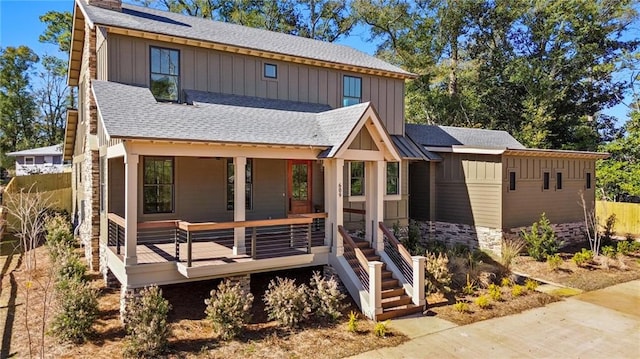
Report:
596,201,640,238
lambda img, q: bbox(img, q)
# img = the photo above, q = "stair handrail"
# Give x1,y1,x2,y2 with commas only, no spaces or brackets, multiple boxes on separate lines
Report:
379,222,413,265
338,225,369,274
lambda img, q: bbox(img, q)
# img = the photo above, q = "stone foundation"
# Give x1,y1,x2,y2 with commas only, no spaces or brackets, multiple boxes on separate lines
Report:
103,268,120,289
226,274,251,295
120,286,142,323
505,221,586,247
415,221,503,256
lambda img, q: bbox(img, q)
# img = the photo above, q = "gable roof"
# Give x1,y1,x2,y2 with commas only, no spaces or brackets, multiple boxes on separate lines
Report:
92,80,393,159
73,1,414,84
406,124,526,150
7,144,63,157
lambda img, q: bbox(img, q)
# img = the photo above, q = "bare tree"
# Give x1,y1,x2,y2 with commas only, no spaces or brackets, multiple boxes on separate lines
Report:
579,190,602,257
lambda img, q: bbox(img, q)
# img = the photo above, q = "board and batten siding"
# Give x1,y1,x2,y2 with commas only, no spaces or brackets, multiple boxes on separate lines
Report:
502,156,596,229
434,153,502,229
105,34,405,134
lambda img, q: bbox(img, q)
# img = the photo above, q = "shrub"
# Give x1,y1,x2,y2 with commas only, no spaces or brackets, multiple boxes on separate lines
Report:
500,277,512,287
475,295,491,309
308,272,346,322
603,214,617,243
50,279,99,344
500,238,525,270
524,278,538,291
204,280,253,340
124,285,171,358
601,245,616,258
55,250,87,283
462,274,476,295
453,301,470,313
373,320,390,338
617,241,631,256
402,221,424,255
521,213,560,261
511,285,525,297
347,311,358,333
449,244,470,258
572,248,594,267
263,277,311,328
488,284,502,301
546,254,563,271
425,251,452,294
45,215,75,261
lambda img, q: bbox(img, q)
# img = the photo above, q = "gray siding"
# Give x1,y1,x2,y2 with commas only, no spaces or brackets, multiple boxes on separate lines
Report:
435,153,502,229
106,34,405,134
502,156,596,228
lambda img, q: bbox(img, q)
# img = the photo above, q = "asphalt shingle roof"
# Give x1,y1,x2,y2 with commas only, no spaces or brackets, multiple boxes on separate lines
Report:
406,124,526,150
93,80,368,154
78,2,413,77
7,144,63,156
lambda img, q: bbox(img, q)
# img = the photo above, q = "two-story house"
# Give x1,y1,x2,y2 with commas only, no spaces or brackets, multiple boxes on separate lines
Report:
66,0,429,320
66,0,607,321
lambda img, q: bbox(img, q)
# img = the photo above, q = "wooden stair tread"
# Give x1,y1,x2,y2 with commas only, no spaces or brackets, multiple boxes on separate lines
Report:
381,288,405,299
376,304,424,321
381,295,412,309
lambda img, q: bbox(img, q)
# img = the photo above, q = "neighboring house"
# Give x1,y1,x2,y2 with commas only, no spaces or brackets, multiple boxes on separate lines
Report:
6,144,68,176
406,125,608,253
64,0,605,321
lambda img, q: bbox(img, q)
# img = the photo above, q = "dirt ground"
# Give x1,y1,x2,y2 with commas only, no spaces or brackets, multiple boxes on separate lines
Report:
1,246,407,359
511,242,640,291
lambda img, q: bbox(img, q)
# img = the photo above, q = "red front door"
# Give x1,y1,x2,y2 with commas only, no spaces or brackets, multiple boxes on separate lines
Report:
287,160,312,214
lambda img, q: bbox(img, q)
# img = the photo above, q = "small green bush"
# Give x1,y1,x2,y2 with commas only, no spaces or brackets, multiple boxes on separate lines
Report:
373,320,390,337
263,277,311,328
204,280,253,340
572,248,594,267
50,279,99,344
425,251,452,294
501,238,525,270
601,245,616,258
617,241,631,255
309,272,346,322
546,254,563,271
603,214,617,243
55,251,87,283
524,278,538,291
124,285,171,358
45,215,75,261
347,311,358,333
453,301,470,313
402,221,425,255
521,213,560,261
511,285,525,297
475,295,491,309
488,284,502,301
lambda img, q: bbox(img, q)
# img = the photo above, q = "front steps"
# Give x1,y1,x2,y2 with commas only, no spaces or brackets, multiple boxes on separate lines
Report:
350,238,423,321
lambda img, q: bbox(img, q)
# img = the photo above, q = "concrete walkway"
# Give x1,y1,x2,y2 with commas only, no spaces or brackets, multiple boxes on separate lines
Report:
351,280,640,359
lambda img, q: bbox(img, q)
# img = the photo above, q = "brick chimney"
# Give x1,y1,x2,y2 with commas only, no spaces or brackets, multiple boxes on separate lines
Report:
86,0,121,11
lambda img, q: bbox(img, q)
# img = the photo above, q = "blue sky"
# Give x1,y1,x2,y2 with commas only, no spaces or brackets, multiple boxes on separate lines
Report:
0,0,635,124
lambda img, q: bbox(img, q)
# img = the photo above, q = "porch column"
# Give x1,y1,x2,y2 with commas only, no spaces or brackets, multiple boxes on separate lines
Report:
124,153,138,266
325,159,344,255
365,160,385,253
233,156,246,255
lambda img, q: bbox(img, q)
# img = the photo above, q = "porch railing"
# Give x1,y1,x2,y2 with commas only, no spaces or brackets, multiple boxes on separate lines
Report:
106,212,327,267
338,225,369,292
379,222,413,283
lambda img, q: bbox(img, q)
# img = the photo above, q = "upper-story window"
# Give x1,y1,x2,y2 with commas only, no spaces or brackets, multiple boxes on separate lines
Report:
343,75,362,106
150,47,180,102
264,63,277,79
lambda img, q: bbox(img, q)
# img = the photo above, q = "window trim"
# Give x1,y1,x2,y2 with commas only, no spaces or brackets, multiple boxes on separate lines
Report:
226,158,253,211
542,170,550,191
149,46,181,102
343,75,362,107
24,156,35,166
349,161,365,202
384,161,401,200
263,63,278,80
142,156,175,214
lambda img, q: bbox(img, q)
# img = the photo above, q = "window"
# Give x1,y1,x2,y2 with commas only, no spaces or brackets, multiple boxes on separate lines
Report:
24,156,35,165
509,171,516,191
227,159,253,210
143,157,174,214
343,75,362,106
556,172,563,190
586,172,592,189
386,162,399,195
150,47,180,101
543,172,550,190
44,156,53,164
350,161,365,196
264,63,277,79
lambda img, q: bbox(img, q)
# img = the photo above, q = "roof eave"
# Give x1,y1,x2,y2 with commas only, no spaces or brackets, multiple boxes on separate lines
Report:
63,109,79,161
67,1,88,87
504,149,610,159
